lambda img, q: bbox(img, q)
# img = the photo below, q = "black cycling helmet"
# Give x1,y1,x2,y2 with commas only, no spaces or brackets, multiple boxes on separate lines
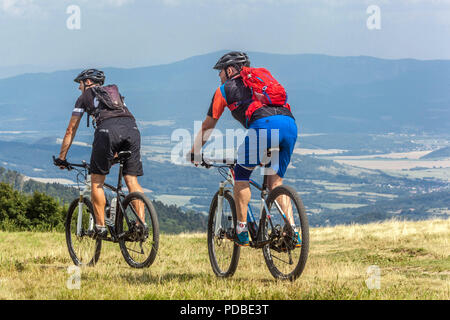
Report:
74,69,105,85
213,51,250,71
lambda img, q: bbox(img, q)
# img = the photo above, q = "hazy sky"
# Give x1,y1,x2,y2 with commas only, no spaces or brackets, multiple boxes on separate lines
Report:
0,0,449,69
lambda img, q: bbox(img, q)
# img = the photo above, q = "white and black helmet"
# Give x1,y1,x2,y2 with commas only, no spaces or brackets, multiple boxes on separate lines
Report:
213,51,250,71
74,69,105,85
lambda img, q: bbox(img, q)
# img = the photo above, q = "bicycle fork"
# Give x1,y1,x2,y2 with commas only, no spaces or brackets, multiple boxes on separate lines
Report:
77,174,94,237
215,181,226,236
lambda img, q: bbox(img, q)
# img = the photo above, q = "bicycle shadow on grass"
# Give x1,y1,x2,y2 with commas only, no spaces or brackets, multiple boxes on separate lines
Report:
120,271,209,285
120,270,293,286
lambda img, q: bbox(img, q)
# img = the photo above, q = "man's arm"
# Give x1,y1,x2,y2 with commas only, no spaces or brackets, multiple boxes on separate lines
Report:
58,115,82,160
189,115,218,159
188,86,226,162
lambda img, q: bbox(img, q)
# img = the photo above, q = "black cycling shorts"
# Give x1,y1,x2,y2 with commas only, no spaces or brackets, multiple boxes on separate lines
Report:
90,117,144,176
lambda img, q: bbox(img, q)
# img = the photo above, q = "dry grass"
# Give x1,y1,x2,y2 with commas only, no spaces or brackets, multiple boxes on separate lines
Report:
0,218,448,300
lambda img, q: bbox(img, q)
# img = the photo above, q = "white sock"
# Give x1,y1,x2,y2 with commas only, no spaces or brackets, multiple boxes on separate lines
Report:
236,221,248,234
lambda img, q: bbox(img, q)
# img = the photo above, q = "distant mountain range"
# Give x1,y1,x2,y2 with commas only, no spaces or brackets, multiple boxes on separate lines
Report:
0,51,449,134
0,65,50,80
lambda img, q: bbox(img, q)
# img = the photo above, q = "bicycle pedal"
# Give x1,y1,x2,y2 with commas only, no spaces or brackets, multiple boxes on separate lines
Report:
94,233,109,240
105,218,115,227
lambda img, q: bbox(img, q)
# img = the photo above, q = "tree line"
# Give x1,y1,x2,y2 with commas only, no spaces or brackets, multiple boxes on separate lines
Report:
0,182,64,231
0,167,208,233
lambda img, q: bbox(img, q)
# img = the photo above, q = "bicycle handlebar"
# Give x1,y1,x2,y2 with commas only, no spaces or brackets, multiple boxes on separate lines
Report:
197,154,236,169
52,156,89,171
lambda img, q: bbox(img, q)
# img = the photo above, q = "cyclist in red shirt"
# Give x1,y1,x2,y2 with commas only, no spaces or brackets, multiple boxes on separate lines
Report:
188,52,299,246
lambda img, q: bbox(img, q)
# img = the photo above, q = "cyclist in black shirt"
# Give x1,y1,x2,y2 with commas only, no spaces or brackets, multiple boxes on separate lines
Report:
55,69,145,238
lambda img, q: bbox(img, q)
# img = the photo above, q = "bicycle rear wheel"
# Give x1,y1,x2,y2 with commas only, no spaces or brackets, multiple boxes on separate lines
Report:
65,197,102,266
262,185,309,281
207,190,240,278
117,192,159,268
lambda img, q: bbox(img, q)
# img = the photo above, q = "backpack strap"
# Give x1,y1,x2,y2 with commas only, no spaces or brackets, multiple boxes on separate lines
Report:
228,98,252,112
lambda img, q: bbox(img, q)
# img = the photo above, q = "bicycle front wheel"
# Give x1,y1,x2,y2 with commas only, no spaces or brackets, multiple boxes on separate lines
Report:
262,185,309,281
65,197,102,266
116,192,159,268
207,190,240,278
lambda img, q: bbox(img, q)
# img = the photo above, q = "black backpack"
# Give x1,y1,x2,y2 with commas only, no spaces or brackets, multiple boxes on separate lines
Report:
86,85,125,127
91,85,125,110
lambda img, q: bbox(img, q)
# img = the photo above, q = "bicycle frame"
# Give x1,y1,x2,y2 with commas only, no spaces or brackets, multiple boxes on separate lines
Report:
57,155,145,241
209,160,293,248
249,176,294,247
203,156,309,280
103,161,146,238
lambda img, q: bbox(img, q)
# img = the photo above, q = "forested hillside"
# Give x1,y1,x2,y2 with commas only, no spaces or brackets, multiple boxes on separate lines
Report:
0,167,208,234
0,167,78,205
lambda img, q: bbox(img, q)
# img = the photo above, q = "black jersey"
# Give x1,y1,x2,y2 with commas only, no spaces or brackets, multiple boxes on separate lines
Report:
72,86,134,126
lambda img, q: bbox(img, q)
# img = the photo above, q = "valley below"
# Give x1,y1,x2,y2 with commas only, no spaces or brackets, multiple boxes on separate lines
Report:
0,128,448,227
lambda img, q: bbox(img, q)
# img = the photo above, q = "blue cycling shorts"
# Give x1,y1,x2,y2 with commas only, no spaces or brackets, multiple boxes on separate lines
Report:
235,115,297,182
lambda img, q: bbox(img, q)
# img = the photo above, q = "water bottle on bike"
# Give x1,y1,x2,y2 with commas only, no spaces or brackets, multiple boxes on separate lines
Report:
105,197,117,227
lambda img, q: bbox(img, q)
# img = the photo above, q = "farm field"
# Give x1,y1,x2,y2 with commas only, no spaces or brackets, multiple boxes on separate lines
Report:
385,168,450,183
331,159,450,170
154,194,196,207
0,219,448,300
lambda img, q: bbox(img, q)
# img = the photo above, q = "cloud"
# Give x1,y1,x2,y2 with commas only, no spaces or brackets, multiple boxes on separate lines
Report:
0,0,134,17
89,0,134,7
0,0,38,16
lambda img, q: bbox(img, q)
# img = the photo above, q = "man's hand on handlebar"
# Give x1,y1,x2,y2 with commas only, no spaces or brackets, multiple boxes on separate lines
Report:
186,151,202,167
53,156,69,170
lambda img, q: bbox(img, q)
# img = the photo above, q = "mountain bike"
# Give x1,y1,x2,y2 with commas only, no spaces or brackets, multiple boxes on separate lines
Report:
53,151,159,268
200,153,309,281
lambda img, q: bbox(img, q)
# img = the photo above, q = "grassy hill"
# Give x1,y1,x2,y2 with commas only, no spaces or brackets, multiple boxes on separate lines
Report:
0,219,448,300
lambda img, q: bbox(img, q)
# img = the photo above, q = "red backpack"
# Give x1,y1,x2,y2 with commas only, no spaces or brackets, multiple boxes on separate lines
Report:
240,67,291,124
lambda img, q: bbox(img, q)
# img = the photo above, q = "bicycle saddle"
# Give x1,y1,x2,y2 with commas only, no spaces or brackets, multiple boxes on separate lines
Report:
118,151,132,162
